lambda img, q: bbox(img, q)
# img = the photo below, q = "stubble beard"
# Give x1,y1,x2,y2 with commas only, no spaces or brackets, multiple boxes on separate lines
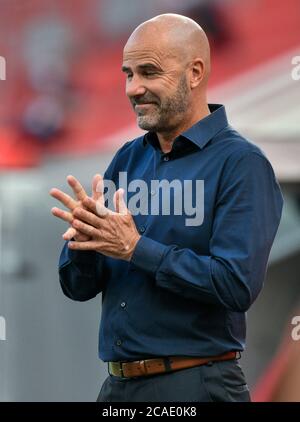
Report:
136,74,190,133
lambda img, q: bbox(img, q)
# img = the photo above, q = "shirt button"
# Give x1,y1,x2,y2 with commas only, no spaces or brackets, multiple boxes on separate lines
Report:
120,302,126,308
139,226,145,233
116,340,122,346
163,155,169,162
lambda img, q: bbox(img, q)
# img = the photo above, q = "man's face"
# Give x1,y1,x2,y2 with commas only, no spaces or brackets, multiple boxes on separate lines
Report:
122,43,190,133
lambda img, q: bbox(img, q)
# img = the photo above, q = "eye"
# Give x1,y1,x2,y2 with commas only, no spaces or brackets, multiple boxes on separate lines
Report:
143,71,156,77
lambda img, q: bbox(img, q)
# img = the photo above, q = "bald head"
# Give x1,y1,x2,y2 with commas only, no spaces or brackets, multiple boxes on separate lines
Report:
124,13,210,83
122,14,211,137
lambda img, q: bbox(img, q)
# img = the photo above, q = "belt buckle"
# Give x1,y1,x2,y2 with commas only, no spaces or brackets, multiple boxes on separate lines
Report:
109,361,125,377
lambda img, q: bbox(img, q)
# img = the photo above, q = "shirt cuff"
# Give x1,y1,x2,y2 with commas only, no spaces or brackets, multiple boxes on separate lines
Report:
59,241,98,268
131,235,167,274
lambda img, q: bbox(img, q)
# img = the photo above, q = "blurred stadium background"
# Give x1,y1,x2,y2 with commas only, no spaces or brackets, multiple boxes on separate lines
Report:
0,0,299,401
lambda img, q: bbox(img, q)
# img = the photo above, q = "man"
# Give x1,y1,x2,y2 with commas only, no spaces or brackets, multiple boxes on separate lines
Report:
50,14,283,402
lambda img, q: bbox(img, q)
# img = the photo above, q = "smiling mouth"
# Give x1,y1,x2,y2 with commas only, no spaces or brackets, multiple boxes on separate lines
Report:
135,103,156,109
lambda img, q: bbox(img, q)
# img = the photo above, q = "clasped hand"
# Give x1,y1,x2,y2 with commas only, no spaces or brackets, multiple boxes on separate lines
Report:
50,174,141,261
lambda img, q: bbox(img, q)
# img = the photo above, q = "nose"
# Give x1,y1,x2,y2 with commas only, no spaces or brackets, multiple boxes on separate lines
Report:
126,74,147,98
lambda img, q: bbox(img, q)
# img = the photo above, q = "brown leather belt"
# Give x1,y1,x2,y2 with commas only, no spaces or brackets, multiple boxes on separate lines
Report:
108,351,237,378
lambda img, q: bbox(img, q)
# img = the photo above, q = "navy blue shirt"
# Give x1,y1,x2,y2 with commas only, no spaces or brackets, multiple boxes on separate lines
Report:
59,104,283,362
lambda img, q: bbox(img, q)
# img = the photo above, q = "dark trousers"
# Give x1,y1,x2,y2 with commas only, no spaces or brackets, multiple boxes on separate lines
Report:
97,358,251,402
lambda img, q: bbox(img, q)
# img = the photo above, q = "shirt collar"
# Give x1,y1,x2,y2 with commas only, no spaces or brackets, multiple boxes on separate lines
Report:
143,104,228,150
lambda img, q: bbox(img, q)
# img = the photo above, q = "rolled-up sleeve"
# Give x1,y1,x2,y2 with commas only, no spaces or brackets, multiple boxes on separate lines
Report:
131,151,284,312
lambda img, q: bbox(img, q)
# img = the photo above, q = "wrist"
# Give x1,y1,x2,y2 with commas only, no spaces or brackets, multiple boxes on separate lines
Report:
125,233,141,261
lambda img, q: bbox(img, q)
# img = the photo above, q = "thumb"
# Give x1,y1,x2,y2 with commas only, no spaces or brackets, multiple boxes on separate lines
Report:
114,188,128,215
92,174,104,203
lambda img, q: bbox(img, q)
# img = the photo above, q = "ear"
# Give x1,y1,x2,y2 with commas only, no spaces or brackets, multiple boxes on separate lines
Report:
189,58,205,89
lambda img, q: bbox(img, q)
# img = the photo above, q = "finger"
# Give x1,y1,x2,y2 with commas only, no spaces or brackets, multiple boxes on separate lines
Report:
73,206,102,227
50,188,77,211
83,196,113,217
96,202,111,217
72,218,99,238
63,227,90,242
113,190,118,213
75,233,90,241
67,175,87,202
62,227,77,240
82,196,97,213
114,188,128,215
68,240,100,251
51,207,73,223
92,174,104,205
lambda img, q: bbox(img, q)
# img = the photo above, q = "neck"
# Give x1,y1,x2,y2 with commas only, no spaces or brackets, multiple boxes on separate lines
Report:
157,103,210,153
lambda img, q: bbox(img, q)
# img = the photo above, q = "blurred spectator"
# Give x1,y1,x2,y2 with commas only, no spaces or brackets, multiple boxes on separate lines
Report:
22,17,74,94
17,16,75,144
21,96,65,143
